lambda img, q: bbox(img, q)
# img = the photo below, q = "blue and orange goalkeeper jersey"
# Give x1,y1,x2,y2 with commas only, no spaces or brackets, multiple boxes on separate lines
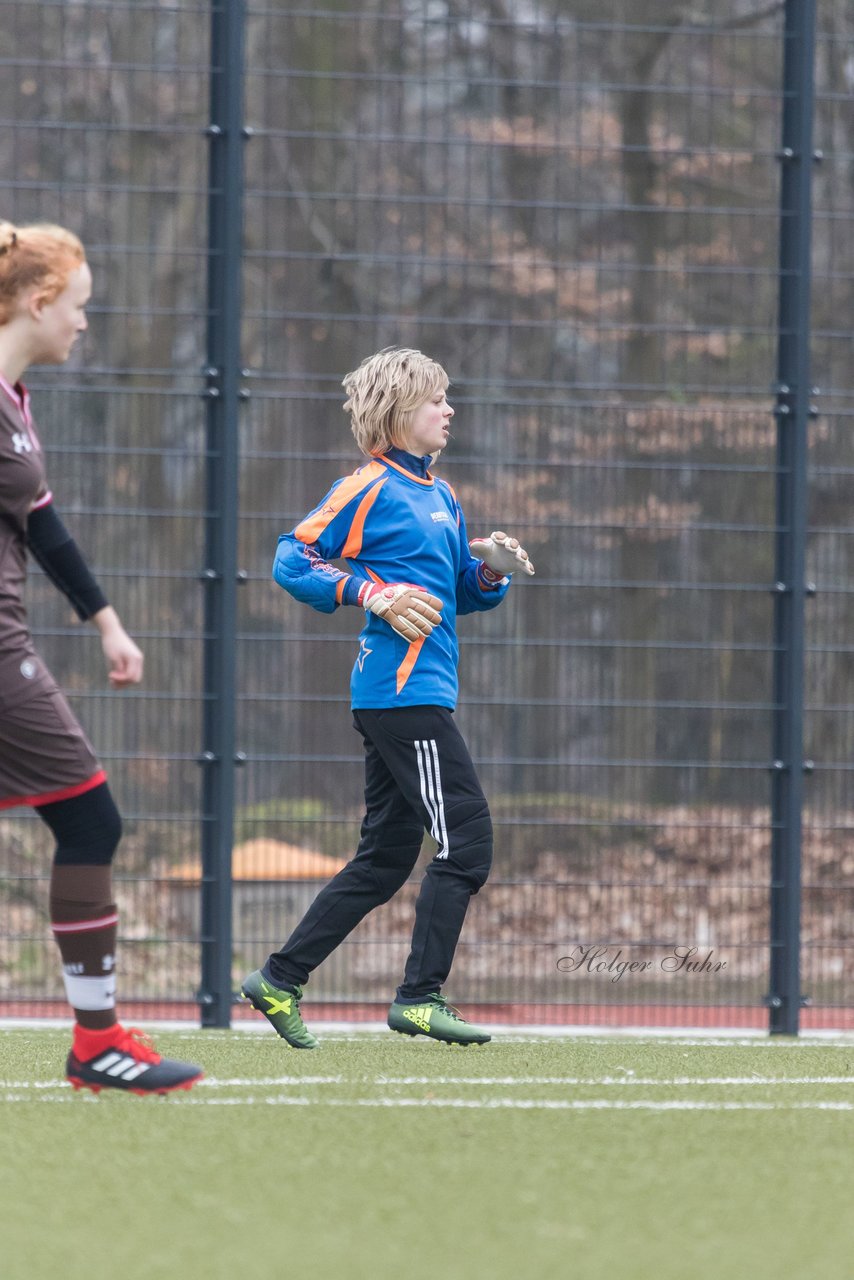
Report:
273,448,509,709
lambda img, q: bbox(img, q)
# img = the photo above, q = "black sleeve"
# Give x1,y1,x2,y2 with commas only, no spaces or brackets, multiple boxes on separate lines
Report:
26,502,109,621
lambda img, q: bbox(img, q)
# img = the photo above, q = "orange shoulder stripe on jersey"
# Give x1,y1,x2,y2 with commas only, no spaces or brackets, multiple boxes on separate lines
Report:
362,565,383,584
340,476,387,559
438,478,460,524
396,634,428,695
294,460,386,545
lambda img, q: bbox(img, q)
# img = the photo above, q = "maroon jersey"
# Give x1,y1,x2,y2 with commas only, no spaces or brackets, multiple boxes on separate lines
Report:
0,374,103,807
0,375,58,709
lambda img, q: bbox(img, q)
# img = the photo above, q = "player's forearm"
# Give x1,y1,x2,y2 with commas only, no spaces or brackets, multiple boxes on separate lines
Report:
26,501,109,620
456,561,510,614
272,533,348,614
89,604,123,637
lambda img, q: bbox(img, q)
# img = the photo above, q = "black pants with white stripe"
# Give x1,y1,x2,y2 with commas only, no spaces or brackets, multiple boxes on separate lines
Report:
265,706,493,1001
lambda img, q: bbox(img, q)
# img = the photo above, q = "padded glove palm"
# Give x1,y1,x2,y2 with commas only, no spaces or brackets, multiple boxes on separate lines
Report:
360,582,443,642
469,530,535,578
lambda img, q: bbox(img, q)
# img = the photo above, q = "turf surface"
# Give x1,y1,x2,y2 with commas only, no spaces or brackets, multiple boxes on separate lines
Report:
2,1026,853,1279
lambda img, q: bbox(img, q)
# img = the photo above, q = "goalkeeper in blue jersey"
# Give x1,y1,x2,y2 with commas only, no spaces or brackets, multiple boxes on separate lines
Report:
241,347,534,1047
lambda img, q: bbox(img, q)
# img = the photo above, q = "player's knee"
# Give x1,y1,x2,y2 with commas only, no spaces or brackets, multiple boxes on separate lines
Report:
88,797,123,864
371,860,415,902
54,805,122,865
354,822,422,902
445,801,493,891
39,782,123,866
465,842,493,892
371,839,423,901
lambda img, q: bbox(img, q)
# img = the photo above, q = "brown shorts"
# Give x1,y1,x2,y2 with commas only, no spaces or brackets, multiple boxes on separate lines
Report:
0,686,104,809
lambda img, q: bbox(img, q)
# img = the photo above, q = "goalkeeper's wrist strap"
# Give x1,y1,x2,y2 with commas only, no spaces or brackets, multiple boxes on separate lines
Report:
342,579,394,607
477,562,506,590
338,577,366,606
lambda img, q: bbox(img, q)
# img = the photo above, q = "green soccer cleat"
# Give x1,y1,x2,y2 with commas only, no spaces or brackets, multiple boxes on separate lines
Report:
388,994,491,1046
240,970,319,1049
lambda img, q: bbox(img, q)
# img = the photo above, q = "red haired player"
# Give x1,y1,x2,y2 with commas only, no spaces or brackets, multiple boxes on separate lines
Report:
0,220,201,1094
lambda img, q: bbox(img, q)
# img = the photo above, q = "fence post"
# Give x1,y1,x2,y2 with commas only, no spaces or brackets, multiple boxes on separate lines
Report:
768,0,816,1036
199,0,246,1028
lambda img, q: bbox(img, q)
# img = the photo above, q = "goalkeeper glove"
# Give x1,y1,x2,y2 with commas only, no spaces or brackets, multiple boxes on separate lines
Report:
359,581,443,642
469,530,535,582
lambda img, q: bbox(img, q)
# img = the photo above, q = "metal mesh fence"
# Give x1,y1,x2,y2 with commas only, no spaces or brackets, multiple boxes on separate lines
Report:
235,1,788,1025
0,0,852,1029
803,8,854,1017
0,0,212,1009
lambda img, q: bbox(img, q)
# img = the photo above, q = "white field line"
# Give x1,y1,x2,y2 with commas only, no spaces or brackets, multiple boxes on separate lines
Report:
178,1032,854,1048
361,1074,854,1087
86,1097,854,1111
2,1088,853,1111
4,1072,854,1095
197,1074,854,1088
241,1032,854,1047
4,1021,854,1046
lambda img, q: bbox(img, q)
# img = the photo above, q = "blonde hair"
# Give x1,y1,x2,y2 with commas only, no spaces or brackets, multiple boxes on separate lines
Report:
342,347,449,456
0,220,86,325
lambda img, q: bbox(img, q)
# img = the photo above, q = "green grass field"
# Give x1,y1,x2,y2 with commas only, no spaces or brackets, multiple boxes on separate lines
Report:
2,1025,853,1280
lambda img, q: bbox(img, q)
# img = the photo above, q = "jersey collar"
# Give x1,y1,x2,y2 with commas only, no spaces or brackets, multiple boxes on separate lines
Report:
380,447,434,486
0,374,32,425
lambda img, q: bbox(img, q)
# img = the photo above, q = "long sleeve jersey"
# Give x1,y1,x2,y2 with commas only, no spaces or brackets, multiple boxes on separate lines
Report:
0,375,108,709
273,448,510,709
